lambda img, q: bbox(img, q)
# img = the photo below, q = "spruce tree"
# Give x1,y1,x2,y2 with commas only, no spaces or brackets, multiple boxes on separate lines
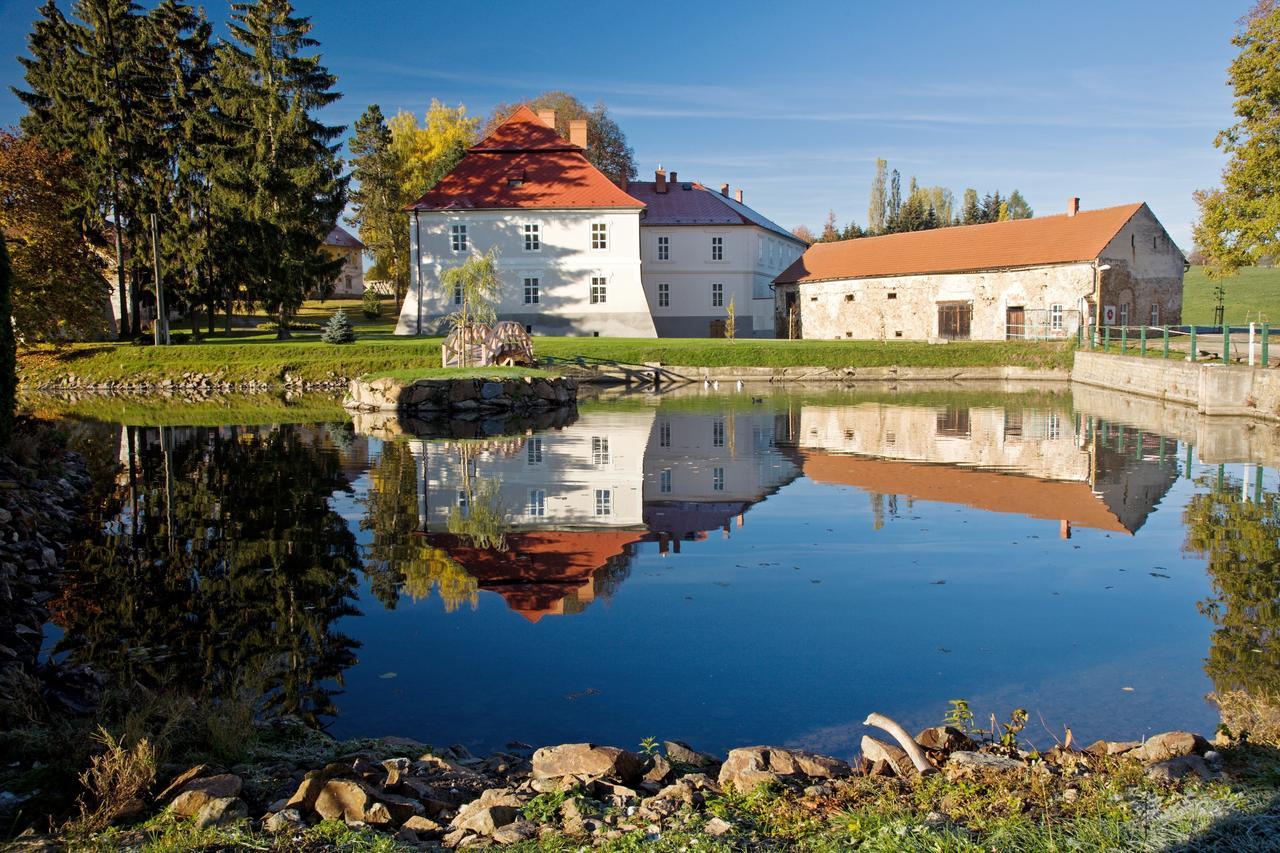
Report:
211,0,347,339
961,188,981,225
322,308,355,344
348,105,407,302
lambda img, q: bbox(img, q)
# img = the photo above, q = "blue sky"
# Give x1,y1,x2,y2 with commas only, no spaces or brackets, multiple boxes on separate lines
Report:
0,0,1247,247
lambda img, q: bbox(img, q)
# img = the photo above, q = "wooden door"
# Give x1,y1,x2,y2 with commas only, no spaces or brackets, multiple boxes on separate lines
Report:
1006,306,1026,339
937,302,972,340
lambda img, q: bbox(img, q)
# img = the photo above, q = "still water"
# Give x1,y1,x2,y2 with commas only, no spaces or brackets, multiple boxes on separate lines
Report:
47,384,1280,759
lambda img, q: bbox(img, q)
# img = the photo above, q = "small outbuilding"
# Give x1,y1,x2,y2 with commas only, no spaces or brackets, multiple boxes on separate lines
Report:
772,199,1185,341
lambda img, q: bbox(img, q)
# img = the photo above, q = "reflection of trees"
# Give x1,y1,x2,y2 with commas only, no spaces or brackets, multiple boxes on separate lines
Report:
53,426,361,727
1184,477,1280,699
447,476,510,550
361,439,479,612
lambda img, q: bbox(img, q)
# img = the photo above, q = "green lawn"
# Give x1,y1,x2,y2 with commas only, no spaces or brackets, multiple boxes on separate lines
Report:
1183,265,1280,325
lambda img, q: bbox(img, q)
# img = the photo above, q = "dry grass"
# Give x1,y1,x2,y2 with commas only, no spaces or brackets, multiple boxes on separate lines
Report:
66,727,157,834
1215,691,1280,745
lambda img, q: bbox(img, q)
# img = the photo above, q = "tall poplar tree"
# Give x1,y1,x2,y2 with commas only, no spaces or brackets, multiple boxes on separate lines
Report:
211,0,347,338
867,158,887,234
349,105,409,302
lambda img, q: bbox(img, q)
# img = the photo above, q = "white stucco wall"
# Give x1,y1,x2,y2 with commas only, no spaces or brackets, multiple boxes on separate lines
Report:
396,208,654,337
327,247,365,296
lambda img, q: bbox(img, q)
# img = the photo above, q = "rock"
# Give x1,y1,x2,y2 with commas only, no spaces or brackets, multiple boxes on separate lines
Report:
381,757,410,787
916,726,976,753
393,826,419,844
381,735,427,752
490,819,538,844
1130,732,1209,764
193,796,247,829
263,808,304,834
663,741,720,768
704,816,733,836
643,754,673,784
312,778,390,825
943,751,1024,781
531,744,643,785
402,815,444,834
560,797,599,835
450,788,523,836
169,774,243,818
480,382,504,400
1084,740,1140,757
156,764,215,804
861,735,914,777
1146,754,1214,783
376,790,425,822
718,747,850,791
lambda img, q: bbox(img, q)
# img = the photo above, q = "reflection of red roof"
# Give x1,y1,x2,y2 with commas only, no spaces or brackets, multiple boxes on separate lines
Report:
424,529,644,622
407,106,643,212
799,451,1130,533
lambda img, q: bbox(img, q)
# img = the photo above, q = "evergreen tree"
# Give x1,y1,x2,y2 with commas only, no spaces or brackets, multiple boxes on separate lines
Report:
867,158,887,235
820,209,840,242
980,191,1004,224
349,105,410,303
887,169,902,230
0,234,14,449
840,221,865,240
961,188,981,225
1006,189,1033,220
321,308,355,343
210,0,348,338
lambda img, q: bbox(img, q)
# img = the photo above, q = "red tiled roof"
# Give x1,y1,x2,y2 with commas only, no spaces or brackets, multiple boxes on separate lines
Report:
626,181,803,243
798,451,1131,533
407,105,644,212
775,203,1147,284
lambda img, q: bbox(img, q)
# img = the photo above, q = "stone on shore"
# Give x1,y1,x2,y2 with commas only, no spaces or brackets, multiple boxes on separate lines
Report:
1145,754,1215,783
916,726,976,753
1130,732,1210,765
192,797,247,829
718,747,850,790
312,778,390,825
168,774,243,818
531,744,643,785
943,751,1025,781
663,741,720,768
860,735,914,777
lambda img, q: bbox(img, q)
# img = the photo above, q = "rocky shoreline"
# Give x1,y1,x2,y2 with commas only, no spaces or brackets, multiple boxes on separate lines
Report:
344,375,578,416
28,372,350,394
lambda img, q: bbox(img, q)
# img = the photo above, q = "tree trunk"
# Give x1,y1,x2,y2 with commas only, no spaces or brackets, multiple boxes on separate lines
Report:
111,200,129,340
276,307,290,340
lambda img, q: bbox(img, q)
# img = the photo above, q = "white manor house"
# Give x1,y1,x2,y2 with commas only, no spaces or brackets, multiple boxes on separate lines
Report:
394,106,806,338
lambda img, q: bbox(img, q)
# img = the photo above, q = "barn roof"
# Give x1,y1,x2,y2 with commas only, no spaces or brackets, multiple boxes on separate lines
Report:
626,180,804,243
775,203,1148,285
407,105,644,212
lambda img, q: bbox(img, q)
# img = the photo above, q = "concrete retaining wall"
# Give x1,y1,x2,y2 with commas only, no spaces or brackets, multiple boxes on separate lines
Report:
1072,350,1280,421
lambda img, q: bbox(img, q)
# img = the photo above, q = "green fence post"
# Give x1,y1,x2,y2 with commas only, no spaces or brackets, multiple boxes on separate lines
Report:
1223,323,1230,364
1163,325,1170,359
1140,325,1147,356
1104,326,1111,352
1158,436,1166,463
1185,443,1193,479
1121,325,1128,354
1189,326,1197,361
1217,464,1225,491
1263,323,1270,367
1256,465,1265,504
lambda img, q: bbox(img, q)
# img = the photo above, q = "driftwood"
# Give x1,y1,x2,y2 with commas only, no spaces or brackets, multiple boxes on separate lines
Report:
863,712,937,775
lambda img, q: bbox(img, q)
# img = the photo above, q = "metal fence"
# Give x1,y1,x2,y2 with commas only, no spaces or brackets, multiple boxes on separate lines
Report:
1086,322,1274,366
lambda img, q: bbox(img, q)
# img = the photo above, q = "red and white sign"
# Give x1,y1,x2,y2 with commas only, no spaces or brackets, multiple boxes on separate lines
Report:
1102,305,1117,324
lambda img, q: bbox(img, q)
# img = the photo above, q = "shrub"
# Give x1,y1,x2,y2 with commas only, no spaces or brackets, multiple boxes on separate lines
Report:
67,727,157,834
361,289,381,320
256,321,323,332
322,309,356,344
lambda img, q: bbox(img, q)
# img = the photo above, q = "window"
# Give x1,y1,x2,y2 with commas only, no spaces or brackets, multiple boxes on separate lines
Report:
657,282,670,308
1050,303,1064,331
456,489,468,512
591,222,607,250
594,488,612,516
713,467,725,492
660,468,672,494
657,235,669,261
887,292,898,300
1119,302,1130,325
712,418,725,448
590,276,607,304
1048,412,1062,440
526,489,546,518
523,223,540,252
523,276,540,304
526,438,543,465
452,283,463,305
450,223,467,252
711,282,724,308
711,236,724,261
1150,303,1161,325
591,436,610,466
659,421,670,447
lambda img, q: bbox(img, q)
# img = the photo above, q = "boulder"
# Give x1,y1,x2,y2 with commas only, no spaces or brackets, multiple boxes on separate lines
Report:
718,747,850,791
402,815,444,834
263,808,305,834
643,754,673,785
915,726,976,753
943,751,1024,781
193,797,247,829
531,744,643,785
663,741,720,768
480,381,504,401
1084,740,1140,757
312,778,390,825
860,735,914,777
449,788,523,836
168,774,243,818
1145,754,1214,783
156,765,215,804
490,819,538,844
1130,732,1209,764
704,816,733,837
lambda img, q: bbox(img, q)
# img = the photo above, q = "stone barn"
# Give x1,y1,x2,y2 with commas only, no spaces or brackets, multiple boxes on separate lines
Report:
772,200,1185,341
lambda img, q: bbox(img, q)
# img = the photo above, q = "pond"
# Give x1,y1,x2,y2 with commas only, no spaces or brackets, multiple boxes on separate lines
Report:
43,383,1280,759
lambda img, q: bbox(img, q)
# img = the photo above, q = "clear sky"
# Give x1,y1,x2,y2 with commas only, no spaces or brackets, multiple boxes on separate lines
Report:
0,0,1249,247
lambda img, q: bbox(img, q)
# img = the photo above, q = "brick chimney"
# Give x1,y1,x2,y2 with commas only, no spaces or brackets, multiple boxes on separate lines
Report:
655,168,667,194
720,182,730,197
569,118,587,149
1067,197,1080,217
670,170,678,185
536,108,555,128
735,188,744,204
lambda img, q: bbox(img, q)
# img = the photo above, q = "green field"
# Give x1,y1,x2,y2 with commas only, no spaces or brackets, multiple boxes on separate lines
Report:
1183,266,1280,325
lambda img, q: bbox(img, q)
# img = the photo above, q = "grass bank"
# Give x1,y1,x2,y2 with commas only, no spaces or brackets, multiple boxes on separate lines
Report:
20,392,349,427
1184,265,1280,325
19,337,1073,389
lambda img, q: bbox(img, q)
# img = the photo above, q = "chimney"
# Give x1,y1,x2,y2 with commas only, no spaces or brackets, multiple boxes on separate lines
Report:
720,182,730,197
536,108,556,128
655,167,667,194
669,170,678,186
735,188,744,204
1067,197,1080,217
569,118,587,148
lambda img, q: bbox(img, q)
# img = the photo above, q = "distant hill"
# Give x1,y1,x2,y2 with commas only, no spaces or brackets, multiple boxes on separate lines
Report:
1182,266,1279,325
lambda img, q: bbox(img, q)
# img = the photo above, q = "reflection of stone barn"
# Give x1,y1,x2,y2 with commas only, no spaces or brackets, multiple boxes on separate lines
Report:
773,200,1185,341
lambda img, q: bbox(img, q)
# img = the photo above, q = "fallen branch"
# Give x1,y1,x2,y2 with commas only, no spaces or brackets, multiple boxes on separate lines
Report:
863,712,937,775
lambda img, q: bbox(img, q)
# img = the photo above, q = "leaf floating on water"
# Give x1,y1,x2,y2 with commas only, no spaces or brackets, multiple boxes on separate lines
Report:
810,579,822,584
379,672,397,680
938,647,951,654
1150,572,1171,579
1121,687,1135,692
931,580,946,585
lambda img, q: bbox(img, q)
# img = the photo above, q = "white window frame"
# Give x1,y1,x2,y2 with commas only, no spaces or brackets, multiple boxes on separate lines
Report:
659,421,671,447
594,488,612,516
660,468,672,494
657,235,670,261
657,282,670,308
1050,303,1064,331
526,489,546,518
523,276,540,305
711,282,724,308
591,436,610,466
450,223,468,253
522,223,540,252
590,276,607,305
712,418,725,448
591,222,608,250
1150,303,1161,325
452,283,463,306
527,438,543,465
711,235,724,261
1119,302,1130,325
713,467,725,492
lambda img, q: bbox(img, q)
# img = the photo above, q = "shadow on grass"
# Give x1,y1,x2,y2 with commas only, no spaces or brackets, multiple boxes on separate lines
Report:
1161,744,1280,852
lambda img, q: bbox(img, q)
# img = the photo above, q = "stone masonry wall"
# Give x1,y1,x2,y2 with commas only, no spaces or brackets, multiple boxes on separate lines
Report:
345,375,577,415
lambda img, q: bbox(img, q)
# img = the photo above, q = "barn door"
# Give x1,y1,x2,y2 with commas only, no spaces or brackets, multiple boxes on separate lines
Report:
1006,306,1026,339
937,302,972,340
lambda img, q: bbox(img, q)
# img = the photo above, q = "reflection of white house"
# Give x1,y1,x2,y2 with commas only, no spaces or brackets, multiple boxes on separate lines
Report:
324,226,366,297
